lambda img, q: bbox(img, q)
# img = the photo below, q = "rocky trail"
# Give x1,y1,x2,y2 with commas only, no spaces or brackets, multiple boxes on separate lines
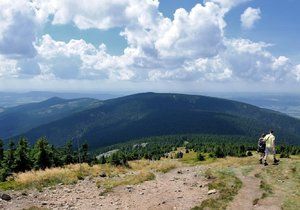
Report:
0,166,212,210
0,159,291,210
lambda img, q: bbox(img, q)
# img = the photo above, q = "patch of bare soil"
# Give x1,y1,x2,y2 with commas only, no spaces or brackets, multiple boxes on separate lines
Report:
0,166,210,210
227,165,283,210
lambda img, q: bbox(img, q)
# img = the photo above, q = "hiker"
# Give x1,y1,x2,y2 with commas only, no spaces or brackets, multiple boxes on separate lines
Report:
263,130,280,166
257,133,266,164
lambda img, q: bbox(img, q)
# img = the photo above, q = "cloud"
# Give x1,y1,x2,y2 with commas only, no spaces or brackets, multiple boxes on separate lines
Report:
0,0,38,58
241,7,261,29
0,0,299,92
205,0,252,10
293,65,300,81
33,0,160,30
0,56,20,78
155,3,225,59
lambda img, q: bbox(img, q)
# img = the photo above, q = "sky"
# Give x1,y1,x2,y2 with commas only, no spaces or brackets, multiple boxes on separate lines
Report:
0,0,300,93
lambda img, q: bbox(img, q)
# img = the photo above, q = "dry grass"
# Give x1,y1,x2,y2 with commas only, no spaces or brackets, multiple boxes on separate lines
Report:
0,163,128,190
0,159,179,191
129,159,181,173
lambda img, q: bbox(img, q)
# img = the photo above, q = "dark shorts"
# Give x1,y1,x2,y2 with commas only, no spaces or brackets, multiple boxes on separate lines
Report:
258,147,265,153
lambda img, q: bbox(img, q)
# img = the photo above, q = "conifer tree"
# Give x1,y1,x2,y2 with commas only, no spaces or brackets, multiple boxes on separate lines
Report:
4,140,16,172
14,137,31,172
81,142,89,163
64,140,74,164
33,137,53,170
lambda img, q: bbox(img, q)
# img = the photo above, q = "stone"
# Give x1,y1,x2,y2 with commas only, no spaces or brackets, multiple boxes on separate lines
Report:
1,193,12,201
21,192,28,196
208,189,217,195
177,170,183,174
99,172,107,178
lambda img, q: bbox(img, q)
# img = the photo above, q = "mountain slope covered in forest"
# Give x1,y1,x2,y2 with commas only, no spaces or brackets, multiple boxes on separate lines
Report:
14,92,300,147
0,97,101,139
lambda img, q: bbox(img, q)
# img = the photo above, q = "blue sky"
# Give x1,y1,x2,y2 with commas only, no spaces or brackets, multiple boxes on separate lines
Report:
0,0,300,93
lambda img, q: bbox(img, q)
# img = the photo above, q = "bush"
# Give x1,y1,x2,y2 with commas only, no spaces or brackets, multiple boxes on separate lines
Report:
0,168,9,182
197,153,205,161
246,151,253,156
109,151,128,166
280,153,290,158
175,151,184,159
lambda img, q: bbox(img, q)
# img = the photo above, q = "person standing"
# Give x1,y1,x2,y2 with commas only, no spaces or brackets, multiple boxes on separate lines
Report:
263,130,280,166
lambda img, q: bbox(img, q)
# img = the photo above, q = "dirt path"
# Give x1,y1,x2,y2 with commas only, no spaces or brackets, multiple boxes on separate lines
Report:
227,165,283,210
227,167,262,210
0,166,210,210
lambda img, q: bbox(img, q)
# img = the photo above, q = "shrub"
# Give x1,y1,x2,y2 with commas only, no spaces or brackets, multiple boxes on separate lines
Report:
197,153,205,161
246,151,253,156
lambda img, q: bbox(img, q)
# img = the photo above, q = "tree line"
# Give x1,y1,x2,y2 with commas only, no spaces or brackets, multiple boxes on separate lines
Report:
1,134,300,182
0,137,90,182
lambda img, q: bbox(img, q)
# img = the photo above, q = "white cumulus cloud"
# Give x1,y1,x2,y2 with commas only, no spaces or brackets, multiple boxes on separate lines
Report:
0,0,299,92
241,7,261,29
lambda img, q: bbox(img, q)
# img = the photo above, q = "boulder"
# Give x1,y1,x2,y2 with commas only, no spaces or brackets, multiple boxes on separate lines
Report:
208,189,217,195
99,172,107,178
177,170,183,174
1,193,12,201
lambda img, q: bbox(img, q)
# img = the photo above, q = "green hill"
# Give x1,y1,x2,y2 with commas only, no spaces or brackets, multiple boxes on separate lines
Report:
0,97,101,139
14,92,300,147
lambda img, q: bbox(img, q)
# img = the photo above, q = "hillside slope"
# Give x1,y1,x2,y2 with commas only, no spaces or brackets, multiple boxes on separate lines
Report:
17,93,300,147
0,97,102,139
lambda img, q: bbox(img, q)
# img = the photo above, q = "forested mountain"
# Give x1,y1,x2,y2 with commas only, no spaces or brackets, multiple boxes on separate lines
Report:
0,91,119,108
0,97,102,139
11,92,300,148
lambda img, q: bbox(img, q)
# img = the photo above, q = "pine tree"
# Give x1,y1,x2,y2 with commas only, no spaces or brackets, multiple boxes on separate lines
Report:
214,146,225,158
81,142,89,163
4,140,16,172
33,137,53,170
14,137,31,172
64,140,74,165
98,155,106,164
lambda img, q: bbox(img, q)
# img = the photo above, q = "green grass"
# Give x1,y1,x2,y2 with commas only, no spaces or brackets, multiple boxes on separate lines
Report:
96,171,155,194
192,168,242,210
0,180,22,191
179,150,216,165
240,165,254,176
260,180,273,198
256,156,300,209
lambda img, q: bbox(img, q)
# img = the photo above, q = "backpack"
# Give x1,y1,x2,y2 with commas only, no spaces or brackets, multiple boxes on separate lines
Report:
257,138,266,152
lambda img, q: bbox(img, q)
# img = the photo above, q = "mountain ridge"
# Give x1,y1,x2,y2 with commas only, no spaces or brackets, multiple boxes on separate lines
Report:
0,97,102,139
8,92,300,147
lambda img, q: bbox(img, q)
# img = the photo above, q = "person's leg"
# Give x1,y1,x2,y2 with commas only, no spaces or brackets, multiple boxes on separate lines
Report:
259,152,264,164
264,148,269,166
273,148,279,164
